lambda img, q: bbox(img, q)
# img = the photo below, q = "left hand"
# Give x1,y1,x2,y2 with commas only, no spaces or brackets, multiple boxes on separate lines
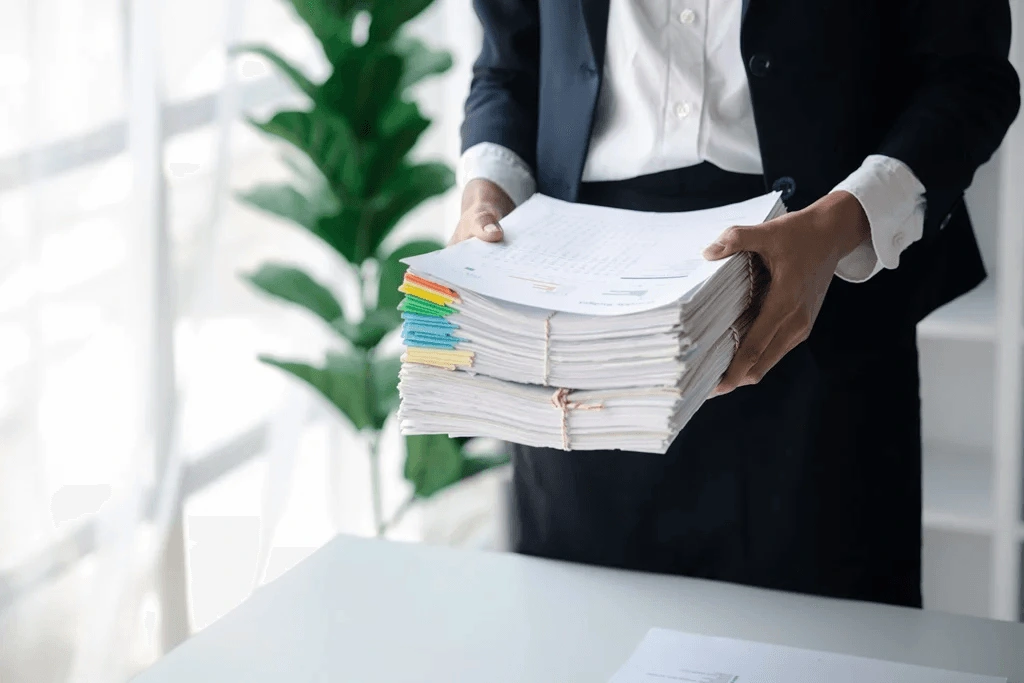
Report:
703,191,871,396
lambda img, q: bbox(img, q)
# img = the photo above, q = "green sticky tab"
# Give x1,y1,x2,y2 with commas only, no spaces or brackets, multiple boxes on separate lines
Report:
399,296,457,317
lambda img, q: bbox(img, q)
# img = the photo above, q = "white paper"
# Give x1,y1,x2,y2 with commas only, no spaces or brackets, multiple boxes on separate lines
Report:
610,629,1006,683
403,192,781,316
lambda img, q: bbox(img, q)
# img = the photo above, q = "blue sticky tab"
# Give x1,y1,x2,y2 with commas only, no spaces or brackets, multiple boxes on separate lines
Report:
401,327,466,348
403,329,463,343
402,337,459,350
402,322,463,339
402,312,457,329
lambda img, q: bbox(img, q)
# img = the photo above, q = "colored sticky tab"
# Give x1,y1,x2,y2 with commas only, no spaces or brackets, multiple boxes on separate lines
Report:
402,337,457,350
404,273,459,301
398,296,456,317
398,283,454,307
403,348,474,371
402,319,458,335
401,312,457,329
403,330,465,346
402,325,465,347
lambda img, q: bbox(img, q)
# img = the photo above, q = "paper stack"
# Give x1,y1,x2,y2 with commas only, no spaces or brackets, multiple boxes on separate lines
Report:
396,192,782,454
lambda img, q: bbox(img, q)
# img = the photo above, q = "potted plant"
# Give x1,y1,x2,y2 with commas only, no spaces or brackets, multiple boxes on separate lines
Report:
234,0,506,536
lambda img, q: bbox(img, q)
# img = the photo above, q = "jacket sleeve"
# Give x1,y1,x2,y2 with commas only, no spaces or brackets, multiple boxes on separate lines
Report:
876,0,1021,239
460,0,541,174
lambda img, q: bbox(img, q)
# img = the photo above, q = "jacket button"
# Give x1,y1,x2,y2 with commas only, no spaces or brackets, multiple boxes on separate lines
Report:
772,176,796,201
748,53,772,77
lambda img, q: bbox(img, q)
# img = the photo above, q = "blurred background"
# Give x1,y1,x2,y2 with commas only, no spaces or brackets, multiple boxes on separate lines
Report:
0,0,1022,681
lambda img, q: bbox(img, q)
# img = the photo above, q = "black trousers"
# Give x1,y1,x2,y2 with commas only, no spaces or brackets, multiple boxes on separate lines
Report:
509,163,923,608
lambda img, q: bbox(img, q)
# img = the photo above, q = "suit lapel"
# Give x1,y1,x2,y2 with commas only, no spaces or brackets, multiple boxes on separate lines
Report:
580,0,611,71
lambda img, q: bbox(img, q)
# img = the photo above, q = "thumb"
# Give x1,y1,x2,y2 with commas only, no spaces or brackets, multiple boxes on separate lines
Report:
472,218,504,243
703,225,759,261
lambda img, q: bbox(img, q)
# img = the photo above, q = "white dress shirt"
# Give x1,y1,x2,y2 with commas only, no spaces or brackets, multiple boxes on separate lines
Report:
458,0,927,283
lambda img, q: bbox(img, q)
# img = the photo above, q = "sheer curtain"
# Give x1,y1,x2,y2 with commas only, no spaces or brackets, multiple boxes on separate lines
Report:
0,1,483,681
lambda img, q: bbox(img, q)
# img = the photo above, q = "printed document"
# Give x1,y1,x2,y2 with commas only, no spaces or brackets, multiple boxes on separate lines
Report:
402,192,782,316
610,629,1006,683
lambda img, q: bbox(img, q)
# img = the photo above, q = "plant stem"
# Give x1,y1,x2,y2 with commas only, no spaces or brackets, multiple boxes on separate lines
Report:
380,492,417,536
368,432,385,537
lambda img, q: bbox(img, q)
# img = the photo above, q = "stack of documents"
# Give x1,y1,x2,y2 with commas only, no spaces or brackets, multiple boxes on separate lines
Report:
396,192,783,454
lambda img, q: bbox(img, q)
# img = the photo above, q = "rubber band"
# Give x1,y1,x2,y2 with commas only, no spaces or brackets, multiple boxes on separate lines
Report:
549,387,604,450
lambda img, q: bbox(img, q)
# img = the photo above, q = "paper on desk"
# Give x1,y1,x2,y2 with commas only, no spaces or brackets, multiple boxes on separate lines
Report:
610,629,1006,683
403,192,782,316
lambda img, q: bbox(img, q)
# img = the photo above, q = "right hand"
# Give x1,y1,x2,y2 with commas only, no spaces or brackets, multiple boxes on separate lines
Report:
448,178,515,246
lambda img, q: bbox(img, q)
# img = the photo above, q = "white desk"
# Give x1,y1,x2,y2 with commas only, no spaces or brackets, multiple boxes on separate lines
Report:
134,536,1024,682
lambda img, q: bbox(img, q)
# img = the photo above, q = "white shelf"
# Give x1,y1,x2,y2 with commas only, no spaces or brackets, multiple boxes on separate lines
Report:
917,284,997,342
922,442,993,535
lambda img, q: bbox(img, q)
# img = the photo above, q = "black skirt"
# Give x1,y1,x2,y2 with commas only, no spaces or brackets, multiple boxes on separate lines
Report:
507,162,923,608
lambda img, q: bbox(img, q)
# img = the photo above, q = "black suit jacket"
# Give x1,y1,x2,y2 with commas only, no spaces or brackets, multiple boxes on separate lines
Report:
461,0,1021,345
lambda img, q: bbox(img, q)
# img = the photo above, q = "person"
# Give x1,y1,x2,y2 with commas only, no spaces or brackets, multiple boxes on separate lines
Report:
448,0,1020,608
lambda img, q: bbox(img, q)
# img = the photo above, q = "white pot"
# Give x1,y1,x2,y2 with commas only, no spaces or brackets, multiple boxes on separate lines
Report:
413,465,512,551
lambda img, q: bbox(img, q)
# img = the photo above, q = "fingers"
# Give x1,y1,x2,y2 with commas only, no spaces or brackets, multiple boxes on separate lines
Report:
448,207,505,246
472,220,505,243
702,224,766,261
741,315,809,388
714,290,787,395
714,295,813,396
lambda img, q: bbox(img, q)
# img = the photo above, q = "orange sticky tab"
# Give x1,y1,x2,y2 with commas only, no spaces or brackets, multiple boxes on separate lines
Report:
404,273,459,301
398,283,454,306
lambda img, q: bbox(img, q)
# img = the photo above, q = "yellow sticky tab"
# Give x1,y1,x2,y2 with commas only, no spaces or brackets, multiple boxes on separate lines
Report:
405,348,474,370
405,357,457,370
398,283,454,307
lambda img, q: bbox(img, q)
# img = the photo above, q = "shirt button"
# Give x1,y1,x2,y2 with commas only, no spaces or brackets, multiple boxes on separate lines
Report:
893,232,905,249
748,53,772,77
674,102,692,119
678,9,696,24
771,176,796,200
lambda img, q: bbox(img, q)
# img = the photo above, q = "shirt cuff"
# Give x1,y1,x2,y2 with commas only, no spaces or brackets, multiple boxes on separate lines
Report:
831,154,927,283
457,142,537,207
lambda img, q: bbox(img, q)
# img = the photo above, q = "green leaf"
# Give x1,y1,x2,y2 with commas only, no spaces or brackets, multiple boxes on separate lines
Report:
237,183,331,232
370,354,401,427
319,49,403,139
404,433,465,498
363,162,454,256
461,452,511,479
377,239,442,312
364,101,430,196
332,308,397,349
244,263,343,325
251,110,363,198
368,0,434,43
231,44,317,98
288,0,356,49
393,36,453,90
314,207,364,264
261,350,374,430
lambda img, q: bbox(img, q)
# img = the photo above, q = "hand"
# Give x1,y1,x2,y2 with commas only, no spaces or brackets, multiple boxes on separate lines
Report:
448,179,515,246
703,191,872,396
